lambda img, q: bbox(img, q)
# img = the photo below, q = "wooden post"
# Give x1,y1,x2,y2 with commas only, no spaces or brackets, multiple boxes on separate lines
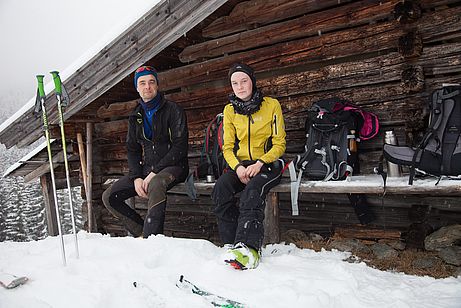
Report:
86,123,94,232
77,132,90,231
263,192,280,245
40,174,58,236
76,133,88,192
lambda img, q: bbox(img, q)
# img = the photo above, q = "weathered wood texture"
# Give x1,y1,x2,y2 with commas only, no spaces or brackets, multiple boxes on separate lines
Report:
88,0,461,239
180,0,399,62
0,0,228,149
6,0,461,240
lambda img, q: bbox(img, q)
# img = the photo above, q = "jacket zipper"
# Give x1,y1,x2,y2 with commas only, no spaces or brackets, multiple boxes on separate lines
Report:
138,112,155,146
274,114,278,135
248,116,253,160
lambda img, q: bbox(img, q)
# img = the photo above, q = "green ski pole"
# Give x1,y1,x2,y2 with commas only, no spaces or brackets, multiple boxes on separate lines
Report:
35,75,67,266
50,71,79,259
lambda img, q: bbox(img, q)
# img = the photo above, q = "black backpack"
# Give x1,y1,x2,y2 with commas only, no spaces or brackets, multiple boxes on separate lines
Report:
383,85,461,184
288,98,378,224
294,98,364,180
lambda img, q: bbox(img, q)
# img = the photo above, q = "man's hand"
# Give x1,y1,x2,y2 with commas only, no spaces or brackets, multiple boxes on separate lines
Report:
236,165,250,184
142,172,156,192
245,161,264,178
134,178,148,199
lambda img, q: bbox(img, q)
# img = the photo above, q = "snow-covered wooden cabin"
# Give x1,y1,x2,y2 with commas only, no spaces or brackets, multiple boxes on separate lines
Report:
1,0,461,244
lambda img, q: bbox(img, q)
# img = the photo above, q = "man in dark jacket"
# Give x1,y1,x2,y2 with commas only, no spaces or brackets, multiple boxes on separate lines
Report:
102,65,189,238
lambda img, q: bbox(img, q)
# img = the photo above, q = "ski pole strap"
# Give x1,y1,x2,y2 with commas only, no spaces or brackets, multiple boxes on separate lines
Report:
34,75,46,115
51,71,70,107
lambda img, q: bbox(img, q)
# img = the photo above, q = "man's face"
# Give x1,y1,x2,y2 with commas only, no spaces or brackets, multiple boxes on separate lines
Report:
230,71,253,101
137,74,158,102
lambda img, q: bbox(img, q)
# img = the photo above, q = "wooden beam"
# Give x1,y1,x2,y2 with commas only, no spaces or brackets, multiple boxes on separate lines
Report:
181,0,398,62
97,99,138,119
24,151,65,183
40,175,58,236
202,0,461,39
202,0,354,39
167,175,461,195
94,119,128,137
264,192,280,245
333,226,401,241
159,6,461,91
86,123,94,232
77,132,88,195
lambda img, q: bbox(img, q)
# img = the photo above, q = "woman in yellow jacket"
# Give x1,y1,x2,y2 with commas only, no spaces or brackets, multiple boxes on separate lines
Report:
212,63,286,270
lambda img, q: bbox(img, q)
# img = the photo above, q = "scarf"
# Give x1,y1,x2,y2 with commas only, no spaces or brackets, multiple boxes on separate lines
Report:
141,93,161,139
229,88,263,116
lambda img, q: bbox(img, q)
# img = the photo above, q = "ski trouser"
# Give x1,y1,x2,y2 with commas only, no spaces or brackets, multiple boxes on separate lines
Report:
212,160,283,250
102,166,185,238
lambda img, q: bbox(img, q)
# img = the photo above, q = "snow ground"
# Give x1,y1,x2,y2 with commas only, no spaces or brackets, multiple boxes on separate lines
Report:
1,232,460,308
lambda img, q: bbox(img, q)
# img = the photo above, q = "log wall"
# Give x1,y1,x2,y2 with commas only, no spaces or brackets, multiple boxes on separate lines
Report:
81,0,461,241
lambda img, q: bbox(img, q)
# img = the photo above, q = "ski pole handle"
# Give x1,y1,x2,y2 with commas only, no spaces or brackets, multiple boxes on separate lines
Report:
50,71,62,95
36,75,46,99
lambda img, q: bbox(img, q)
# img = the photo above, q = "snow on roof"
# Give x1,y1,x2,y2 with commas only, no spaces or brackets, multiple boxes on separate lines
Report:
0,0,161,135
3,139,56,178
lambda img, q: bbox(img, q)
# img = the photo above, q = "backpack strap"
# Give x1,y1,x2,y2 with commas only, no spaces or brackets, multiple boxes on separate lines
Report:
409,88,456,184
374,154,388,194
184,172,198,201
287,161,300,216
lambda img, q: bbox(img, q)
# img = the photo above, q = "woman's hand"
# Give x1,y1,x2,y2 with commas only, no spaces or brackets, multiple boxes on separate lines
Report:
236,165,250,184
245,160,264,178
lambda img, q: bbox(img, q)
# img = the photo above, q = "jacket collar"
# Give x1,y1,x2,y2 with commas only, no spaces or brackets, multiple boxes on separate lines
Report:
131,92,166,117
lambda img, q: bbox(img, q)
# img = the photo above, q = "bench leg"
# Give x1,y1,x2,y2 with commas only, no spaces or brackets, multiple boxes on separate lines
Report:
263,192,280,245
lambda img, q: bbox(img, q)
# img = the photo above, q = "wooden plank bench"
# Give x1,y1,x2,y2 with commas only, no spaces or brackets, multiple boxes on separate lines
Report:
168,175,461,244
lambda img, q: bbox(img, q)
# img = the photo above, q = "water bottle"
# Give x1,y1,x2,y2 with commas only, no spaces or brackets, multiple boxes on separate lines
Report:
384,131,403,177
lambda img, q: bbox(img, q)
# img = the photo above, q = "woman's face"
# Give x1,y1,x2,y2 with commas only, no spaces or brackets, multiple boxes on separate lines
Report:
230,71,253,101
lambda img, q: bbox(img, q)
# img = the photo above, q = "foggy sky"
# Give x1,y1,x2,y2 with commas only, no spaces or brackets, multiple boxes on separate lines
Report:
0,0,156,115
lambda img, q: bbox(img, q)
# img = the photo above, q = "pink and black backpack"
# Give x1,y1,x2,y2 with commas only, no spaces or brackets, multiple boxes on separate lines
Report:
294,97,379,180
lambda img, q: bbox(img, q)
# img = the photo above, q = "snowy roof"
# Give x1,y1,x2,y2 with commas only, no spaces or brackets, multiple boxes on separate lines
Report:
0,0,161,137
0,0,227,149
2,139,55,178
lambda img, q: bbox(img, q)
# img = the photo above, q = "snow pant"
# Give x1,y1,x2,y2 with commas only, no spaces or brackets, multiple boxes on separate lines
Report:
212,160,283,250
102,166,185,238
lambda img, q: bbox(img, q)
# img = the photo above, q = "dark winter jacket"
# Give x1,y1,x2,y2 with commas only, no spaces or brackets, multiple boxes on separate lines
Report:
126,93,189,180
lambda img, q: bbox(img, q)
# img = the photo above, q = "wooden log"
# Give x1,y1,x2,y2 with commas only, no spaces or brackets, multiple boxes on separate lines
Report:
202,0,354,39
257,43,461,98
97,99,138,119
393,0,422,24
264,192,280,244
400,65,425,93
94,119,128,136
98,143,127,161
203,0,459,39
333,226,402,240
181,0,399,62
159,6,461,91
398,31,423,58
